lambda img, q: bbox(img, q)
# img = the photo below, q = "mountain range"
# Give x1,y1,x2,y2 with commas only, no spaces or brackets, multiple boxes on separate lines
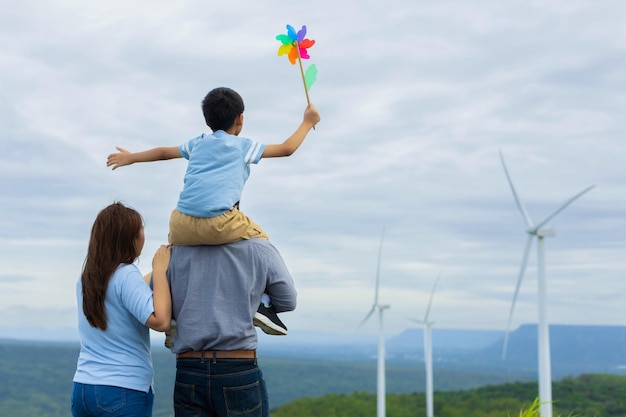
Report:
257,324,626,377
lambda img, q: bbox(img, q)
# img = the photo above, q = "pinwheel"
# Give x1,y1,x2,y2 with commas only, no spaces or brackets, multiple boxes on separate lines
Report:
276,24,317,105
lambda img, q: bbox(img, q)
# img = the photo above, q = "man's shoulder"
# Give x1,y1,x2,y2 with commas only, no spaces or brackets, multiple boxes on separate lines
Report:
169,240,281,274
171,239,276,256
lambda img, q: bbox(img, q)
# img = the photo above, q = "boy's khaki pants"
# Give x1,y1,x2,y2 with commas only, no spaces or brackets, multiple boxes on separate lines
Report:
169,207,268,245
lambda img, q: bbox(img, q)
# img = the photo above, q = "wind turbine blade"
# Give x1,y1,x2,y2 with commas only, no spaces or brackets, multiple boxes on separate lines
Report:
502,234,533,360
373,227,386,306
407,317,425,325
533,185,595,231
424,273,441,322
359,228,386,331
500,150,534,230
358,305,376,329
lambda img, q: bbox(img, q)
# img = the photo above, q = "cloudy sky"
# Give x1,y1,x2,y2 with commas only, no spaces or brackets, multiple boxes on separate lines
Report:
1,0,625,342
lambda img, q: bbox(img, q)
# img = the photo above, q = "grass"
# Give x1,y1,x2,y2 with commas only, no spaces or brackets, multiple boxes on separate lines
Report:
517,398,585,417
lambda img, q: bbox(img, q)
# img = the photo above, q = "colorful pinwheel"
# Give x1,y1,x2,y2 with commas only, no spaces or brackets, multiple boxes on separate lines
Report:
276,24,317,105
276,24,315,65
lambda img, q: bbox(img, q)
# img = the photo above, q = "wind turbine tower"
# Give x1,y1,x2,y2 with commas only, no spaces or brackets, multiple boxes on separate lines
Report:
408,273,440,417
500,151,594,417
359,229,390,417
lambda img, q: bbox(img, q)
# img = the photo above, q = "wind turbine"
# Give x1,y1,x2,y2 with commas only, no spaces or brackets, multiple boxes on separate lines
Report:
408,273,440,417
500,150,594,417
359,228,389,417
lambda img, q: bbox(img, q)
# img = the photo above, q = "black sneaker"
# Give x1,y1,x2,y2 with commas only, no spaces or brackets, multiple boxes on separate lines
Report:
254,304,288,336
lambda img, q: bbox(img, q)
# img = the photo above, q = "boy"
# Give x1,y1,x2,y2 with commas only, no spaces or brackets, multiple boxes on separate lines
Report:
107,87,320,340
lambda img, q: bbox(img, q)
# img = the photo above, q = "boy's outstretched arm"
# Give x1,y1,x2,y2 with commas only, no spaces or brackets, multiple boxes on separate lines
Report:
262,104,320,158
107,146,182,170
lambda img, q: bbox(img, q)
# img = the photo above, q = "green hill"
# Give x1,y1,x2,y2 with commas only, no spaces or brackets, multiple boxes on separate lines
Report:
271,374,626,417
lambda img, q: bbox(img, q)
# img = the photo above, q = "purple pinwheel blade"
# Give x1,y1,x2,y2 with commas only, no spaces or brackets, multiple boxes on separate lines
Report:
297,25,307,43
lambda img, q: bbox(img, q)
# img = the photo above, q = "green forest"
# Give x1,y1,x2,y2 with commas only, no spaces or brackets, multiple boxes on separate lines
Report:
1,341,626,416
271,374,626,417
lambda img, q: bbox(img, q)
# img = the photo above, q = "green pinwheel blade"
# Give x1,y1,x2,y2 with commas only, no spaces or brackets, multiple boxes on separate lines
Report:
276,34,294,45
304,64,318,91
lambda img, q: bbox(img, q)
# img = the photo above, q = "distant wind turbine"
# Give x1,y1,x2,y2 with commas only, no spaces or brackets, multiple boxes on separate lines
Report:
358,228,389,417
408,273,440,417
500,150,594,417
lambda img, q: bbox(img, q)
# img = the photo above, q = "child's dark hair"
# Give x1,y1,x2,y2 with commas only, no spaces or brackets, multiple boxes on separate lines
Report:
201,87,245,132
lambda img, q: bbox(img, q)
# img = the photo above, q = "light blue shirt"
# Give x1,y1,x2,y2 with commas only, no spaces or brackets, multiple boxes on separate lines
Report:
73,263,155,393
176,131,265,218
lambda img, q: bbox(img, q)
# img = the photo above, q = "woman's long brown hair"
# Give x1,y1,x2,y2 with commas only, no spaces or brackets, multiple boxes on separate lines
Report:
81,202,143,330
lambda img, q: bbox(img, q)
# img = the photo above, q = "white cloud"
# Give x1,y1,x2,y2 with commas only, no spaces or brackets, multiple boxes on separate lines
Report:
1,0,625,339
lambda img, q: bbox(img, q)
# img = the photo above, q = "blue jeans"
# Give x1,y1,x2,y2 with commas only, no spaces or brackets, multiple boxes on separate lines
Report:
174,358,268,417
71,382,154,417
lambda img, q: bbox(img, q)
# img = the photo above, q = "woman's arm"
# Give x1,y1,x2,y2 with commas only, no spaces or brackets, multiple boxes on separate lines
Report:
145,245,172,332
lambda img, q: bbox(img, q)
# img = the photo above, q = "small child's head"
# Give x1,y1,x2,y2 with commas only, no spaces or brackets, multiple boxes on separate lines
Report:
202,87,245,133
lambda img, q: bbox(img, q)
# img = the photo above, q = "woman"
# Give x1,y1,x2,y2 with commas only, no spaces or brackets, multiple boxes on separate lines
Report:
71,202,171,417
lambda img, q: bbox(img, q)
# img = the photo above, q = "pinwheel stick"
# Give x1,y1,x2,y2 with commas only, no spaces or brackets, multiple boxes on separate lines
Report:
295,41,314,129
295,41,311,106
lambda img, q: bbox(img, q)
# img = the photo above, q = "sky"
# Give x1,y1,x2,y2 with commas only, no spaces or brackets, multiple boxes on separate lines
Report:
1,0,625,342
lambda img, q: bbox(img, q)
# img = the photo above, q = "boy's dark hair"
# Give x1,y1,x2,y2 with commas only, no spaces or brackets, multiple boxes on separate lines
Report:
202,87,245,132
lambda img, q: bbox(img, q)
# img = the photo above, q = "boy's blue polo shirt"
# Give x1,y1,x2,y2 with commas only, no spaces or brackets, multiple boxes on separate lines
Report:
177,131,265,218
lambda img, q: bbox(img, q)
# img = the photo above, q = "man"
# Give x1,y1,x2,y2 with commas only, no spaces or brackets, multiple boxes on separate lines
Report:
167,239,297,417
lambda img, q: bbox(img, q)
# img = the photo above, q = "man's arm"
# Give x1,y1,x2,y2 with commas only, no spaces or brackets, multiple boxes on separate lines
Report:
264,244,297,313
107,146,182,170
262,104,320,158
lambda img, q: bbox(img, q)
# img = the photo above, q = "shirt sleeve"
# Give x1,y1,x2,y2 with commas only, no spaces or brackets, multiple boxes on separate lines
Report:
117,266,155,325
263,243,297,313
242,138,265,165
179,137,196,160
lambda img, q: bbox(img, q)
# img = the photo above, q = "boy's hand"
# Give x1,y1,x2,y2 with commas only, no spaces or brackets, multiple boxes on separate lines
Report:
303,104,320,128
107,147,134,170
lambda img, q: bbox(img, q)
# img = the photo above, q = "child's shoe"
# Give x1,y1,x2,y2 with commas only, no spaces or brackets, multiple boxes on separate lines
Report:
254,304,287,335
164,319,177,349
